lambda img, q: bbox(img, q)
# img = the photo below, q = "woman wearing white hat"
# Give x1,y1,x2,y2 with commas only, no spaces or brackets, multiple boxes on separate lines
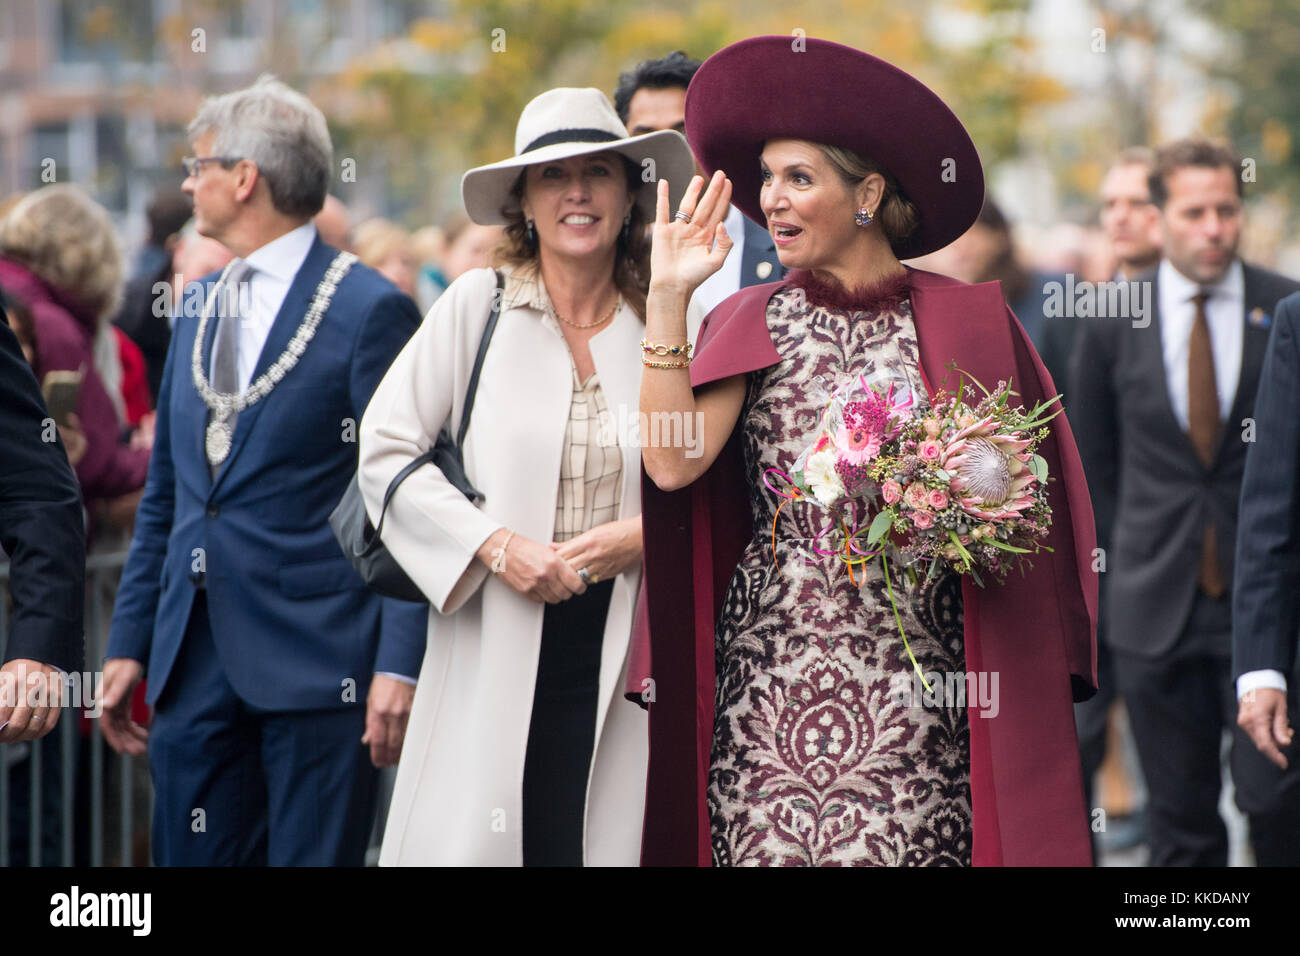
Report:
359,87,694,865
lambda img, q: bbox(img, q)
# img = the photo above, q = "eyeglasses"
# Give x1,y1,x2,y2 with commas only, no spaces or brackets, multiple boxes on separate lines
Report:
181,156,242,178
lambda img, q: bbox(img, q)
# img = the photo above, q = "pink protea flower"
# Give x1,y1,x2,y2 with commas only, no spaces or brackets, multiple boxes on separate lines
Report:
911,510,935,530
939,416,1038,521
882,480,903,504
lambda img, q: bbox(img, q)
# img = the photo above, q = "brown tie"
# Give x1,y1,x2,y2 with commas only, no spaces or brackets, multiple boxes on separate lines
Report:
1187,290,1225,597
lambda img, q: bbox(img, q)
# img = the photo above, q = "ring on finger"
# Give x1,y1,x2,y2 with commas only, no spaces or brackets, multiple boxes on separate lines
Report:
578,566,592,584
673,211,692,224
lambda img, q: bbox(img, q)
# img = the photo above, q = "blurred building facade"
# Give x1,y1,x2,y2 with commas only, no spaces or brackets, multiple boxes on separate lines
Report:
0,0,436,251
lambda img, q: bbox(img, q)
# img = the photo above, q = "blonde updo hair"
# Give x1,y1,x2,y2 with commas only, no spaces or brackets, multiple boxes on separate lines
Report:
0,184,124,321
816,144,920,250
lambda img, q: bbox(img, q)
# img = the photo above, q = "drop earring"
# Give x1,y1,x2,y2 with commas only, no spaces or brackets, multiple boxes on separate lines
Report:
526,219,535,243
854,206,874,227
621,211,632,239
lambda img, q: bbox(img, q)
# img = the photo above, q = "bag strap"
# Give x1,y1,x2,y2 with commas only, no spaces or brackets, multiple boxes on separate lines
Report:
371,269,504,542
457,269,504,448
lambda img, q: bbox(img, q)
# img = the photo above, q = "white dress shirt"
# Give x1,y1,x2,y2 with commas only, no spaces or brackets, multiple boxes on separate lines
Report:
1158,257,1244,430
685,204,747,344
1156,259,1288,699
210,221,317,390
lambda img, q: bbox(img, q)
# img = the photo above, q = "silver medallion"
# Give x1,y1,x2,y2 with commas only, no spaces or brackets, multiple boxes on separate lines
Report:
206,419,233,466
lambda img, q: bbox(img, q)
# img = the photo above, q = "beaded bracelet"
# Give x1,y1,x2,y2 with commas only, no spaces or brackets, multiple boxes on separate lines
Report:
640,338,692,358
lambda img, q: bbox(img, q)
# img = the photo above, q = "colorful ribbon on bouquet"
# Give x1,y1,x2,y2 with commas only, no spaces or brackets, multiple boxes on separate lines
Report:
762,466,931,691
761,469,884,580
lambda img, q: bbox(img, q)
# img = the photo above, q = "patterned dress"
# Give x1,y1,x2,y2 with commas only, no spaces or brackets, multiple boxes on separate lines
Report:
708,273,973,866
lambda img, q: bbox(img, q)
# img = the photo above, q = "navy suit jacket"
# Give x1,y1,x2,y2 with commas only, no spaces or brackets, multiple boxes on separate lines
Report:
107,236,426,709
1234,291,1300,682
739,217,784,288
0,305,86,672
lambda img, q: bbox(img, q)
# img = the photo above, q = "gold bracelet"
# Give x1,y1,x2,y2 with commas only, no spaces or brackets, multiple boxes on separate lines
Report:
640,338,692,357
642,358,691,369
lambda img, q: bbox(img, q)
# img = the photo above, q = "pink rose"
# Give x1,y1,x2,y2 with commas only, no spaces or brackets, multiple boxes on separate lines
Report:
919,440,941,462
927,488,949,510
911,510,935,530
923,418,942,439
903,483,928,509
882,480,903,504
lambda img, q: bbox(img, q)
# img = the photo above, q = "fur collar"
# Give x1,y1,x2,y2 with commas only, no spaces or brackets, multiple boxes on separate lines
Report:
785,267,913,313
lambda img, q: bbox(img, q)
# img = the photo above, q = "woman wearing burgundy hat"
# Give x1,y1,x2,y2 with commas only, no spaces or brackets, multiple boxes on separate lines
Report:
633,36,1099,866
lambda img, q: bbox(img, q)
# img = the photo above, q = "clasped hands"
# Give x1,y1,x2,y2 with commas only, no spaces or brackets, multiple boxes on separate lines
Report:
477,518,642,604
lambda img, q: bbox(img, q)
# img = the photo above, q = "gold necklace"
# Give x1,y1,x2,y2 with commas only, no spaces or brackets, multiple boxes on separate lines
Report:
549,294,620,329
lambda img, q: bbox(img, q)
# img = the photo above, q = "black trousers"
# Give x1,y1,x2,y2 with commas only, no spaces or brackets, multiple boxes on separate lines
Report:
1114,591,1300,866
522,580,613,867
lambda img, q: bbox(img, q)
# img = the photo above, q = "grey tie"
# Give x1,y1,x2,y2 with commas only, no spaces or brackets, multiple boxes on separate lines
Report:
208,259,253,476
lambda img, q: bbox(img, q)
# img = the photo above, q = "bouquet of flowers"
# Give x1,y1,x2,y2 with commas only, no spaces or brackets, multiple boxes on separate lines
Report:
764,367,1061,685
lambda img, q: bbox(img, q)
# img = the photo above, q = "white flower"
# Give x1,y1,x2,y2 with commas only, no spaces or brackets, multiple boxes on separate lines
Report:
804,449,845,507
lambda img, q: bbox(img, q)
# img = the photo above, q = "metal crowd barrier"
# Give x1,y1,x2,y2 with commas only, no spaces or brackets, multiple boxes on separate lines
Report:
0,549,144,867
1,550,391,867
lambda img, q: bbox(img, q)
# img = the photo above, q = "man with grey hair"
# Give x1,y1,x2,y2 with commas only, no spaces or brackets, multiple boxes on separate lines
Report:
100,76,426,865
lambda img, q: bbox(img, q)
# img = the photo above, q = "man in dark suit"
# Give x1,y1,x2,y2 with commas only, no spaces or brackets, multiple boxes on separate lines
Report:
1067,147,1162,855
99,77,426,865
1233,290,1300,863
1071,137,1300,865
613,51,785,341
0,302,86,741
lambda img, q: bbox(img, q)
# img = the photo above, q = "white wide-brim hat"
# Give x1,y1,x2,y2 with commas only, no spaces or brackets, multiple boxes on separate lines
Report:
461,87,697,226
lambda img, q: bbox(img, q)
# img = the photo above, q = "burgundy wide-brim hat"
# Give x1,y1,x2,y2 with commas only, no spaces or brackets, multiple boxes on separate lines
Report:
684,35,984,260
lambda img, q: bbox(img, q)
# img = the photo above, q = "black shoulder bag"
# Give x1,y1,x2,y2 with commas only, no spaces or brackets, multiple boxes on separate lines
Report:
331,270,504,602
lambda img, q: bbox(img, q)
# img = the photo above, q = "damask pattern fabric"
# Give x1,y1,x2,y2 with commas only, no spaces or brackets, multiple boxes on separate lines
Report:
708,281,972,866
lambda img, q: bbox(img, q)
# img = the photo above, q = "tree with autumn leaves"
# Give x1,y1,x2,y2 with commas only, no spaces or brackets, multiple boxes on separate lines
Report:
323,0,1068,226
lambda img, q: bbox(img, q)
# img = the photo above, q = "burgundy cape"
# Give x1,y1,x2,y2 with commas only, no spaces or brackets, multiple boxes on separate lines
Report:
627,267,1099,866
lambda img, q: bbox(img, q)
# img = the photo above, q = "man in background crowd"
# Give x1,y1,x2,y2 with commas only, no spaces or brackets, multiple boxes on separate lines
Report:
1101,147,1163,280
1071,137,1300,865
614,51,784,341
116,190,193,402
1069,146,1163,857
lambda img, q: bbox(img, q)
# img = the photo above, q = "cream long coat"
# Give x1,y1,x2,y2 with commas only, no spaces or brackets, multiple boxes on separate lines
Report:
358,265,647,866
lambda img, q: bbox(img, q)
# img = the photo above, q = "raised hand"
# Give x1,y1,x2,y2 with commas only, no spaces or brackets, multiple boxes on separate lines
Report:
649,171,734,296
